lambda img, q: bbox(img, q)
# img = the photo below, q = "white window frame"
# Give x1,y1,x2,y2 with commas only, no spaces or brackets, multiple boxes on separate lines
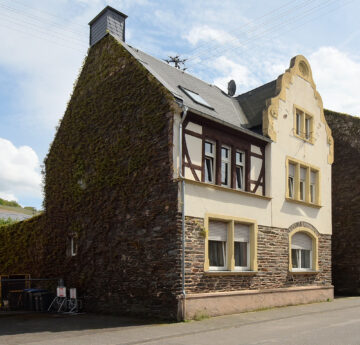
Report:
70,235,77,257
305,116,311,140
204,140,216,184
310,170,316,204
291,248,312,271
221,145,231,187
288,163,295,199
235,150,245,191
296,111,302,136
299,167,306,201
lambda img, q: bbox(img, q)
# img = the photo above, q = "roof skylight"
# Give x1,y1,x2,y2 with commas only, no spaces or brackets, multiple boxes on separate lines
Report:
179,86,214,110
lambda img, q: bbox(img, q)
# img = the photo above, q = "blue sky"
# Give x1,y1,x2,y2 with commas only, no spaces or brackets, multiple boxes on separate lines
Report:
0,0,359,209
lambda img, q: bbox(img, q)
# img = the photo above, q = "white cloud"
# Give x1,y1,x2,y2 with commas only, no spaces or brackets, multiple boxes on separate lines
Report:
310,47,360,115
184,25,241,47
209,56,259,94
0,138,42,203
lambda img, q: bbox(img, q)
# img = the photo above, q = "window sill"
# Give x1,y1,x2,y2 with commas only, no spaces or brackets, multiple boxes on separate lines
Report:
285,197,322,209
205,271,258,276
294,133,314,145
289,270,319,275
178,178,271,201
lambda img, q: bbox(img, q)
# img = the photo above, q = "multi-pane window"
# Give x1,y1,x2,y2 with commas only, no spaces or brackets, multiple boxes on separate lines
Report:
234,223,250,270
295,108,313,142
288,163,295,199
206,218,257,273
287,158,319,205
204,141,215,183
235,151,245,190
291,232,312,271
208,221,227,270
221,146,231,187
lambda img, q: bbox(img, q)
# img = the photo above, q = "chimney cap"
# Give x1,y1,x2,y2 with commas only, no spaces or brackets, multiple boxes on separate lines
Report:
88,5,128,26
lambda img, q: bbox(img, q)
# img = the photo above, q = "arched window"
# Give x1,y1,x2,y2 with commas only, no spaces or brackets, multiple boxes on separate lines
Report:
289,228,318,272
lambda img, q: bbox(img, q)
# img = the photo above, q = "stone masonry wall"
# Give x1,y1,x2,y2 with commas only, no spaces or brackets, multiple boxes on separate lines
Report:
0,35,182,320
325,110,360,295
184,217,331,293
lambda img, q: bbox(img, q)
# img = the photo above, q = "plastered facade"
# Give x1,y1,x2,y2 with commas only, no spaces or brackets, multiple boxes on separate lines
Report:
174,56,333,235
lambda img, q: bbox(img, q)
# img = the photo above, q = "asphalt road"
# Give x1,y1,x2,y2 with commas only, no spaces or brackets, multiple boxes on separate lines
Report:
1,297,360,345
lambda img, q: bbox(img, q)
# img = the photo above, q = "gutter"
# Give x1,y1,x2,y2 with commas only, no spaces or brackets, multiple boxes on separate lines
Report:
179,106,188,320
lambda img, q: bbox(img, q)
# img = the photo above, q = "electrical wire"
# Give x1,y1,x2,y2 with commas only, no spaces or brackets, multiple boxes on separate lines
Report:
185,0,315,58
186,0,337,63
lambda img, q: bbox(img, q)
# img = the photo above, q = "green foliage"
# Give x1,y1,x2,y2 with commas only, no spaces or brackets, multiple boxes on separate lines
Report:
193,309,210,321
0,198,20,208
0,218,18,226
0,215,45,275
0,34,178,294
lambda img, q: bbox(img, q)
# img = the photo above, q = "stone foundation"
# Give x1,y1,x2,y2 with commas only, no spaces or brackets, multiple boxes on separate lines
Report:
181,216,332,318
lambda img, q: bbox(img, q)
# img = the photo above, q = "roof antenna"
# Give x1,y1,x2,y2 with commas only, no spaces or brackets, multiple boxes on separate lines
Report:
165,55,187,71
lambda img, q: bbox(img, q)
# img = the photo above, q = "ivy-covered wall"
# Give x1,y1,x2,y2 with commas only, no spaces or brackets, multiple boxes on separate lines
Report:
0,34,182,319
0,215,45,276
325,109,360,295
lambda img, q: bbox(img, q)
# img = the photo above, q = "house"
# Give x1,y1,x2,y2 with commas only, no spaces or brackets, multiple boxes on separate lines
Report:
0,6,334,320
324,109,360,295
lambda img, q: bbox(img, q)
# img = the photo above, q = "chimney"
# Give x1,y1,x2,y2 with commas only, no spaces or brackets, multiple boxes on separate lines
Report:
88,6,128,46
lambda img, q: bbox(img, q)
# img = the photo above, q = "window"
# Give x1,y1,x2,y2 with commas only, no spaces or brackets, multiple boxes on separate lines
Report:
179,86,214,109
205,216,258,273
299,167,306,201
221,146,231,187
235,150,245,190
286,158,320,206
294,107,313,142
205,141,215,183
310,171,316,204
289,229,318,272
234,223,250,270
69,235,77,257
208,221,227,270
288,163,295,199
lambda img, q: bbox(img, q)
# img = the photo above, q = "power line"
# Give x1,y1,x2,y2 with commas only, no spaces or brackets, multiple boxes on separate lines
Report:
185,0,314,58
0,0,86,30
186,0,340,64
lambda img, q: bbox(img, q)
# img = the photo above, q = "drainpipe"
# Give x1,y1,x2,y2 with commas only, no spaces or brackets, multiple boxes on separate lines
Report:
179,106,188,320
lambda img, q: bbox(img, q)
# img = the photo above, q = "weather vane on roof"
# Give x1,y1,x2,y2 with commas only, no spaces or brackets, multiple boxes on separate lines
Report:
165,55,187,71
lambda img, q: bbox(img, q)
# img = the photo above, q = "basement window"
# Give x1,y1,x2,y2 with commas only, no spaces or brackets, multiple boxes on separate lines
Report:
178,86,214,109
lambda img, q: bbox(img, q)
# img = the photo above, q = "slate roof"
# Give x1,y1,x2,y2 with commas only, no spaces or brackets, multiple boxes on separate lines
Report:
236,80,278,128
117,37,275,142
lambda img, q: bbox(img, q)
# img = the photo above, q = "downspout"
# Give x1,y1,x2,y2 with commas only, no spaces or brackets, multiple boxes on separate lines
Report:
179,106,188,320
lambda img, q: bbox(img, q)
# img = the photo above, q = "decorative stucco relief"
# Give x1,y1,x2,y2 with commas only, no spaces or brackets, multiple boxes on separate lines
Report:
262,55,334,164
